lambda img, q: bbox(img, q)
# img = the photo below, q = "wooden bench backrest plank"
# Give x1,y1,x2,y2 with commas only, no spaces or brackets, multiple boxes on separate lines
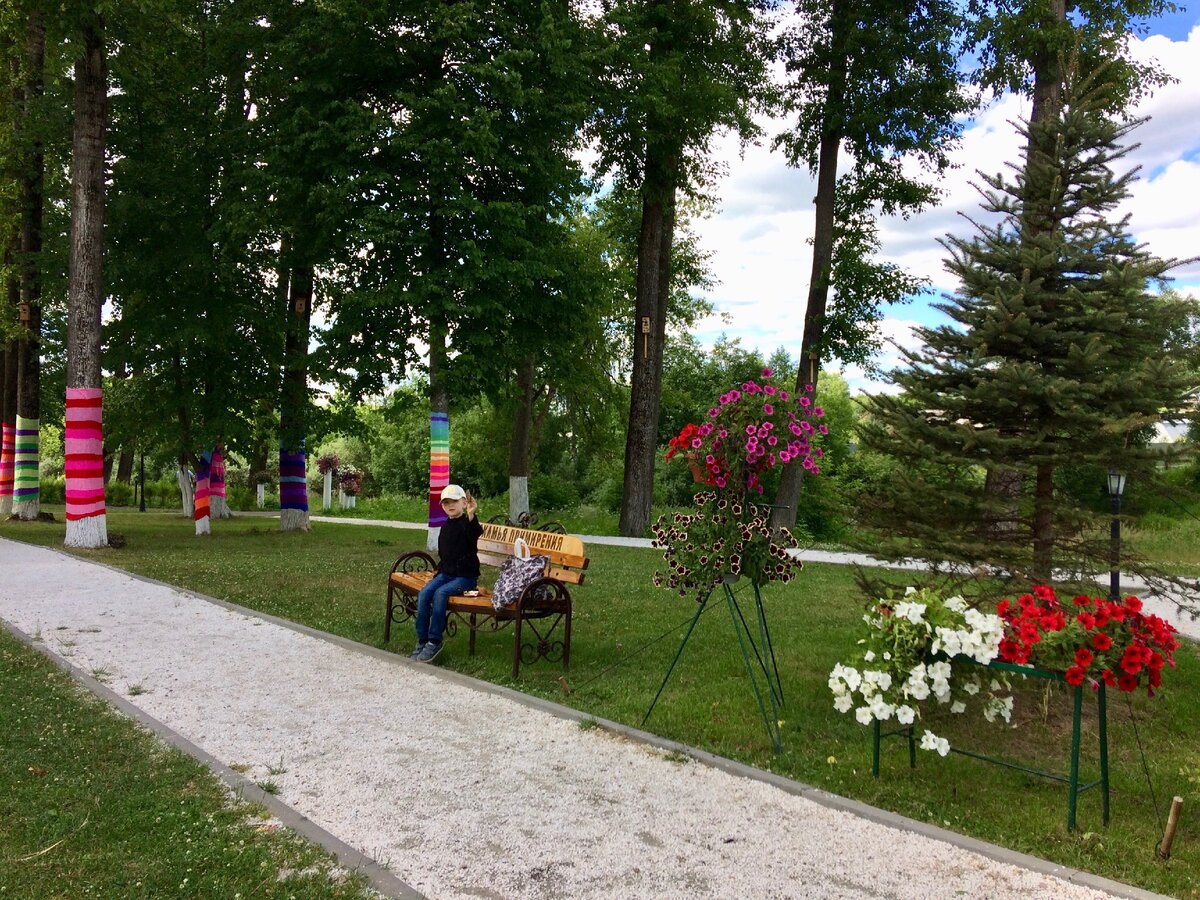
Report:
478,523,587,569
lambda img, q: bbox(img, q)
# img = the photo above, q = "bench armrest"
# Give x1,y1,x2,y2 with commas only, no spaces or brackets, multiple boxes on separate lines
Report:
390,550,436,576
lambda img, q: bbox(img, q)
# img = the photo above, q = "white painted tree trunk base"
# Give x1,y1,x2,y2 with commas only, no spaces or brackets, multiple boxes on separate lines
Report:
177,467,194,517
211,496,233,519
195,516,211,536
0,497,12,518
509,475,529,524
256,484,266,508
323,472,333,510
13,498,40,520
280,508,310,532
65,515,108,548
426,525,441,553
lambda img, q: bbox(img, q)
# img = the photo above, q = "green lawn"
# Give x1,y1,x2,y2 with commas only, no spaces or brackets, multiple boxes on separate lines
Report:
0,625,377,899
2,509,1197,897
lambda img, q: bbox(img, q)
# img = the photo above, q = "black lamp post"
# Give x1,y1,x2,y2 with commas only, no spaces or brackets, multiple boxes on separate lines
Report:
1106,468,1126,603
138,452,146,512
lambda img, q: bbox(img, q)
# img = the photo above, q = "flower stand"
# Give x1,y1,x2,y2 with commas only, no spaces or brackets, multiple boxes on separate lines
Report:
642,579,786,752
872,659,1110,832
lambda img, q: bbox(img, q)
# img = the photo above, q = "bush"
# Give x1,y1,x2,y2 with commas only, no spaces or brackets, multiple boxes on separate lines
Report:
39,478,65,505
106,482,134,507
529,474,580,511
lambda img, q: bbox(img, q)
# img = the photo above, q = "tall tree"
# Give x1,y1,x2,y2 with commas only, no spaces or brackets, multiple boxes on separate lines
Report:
769,0,970,528
856,59,1197,594
594,0,773,537
63,15,107,548
961,0,1178,533
11,8,45,520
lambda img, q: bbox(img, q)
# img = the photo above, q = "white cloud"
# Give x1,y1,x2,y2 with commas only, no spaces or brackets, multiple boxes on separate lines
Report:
692,23,1200,394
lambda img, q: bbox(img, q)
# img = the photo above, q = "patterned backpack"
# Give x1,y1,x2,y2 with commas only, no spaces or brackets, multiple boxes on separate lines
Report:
491,538,550,610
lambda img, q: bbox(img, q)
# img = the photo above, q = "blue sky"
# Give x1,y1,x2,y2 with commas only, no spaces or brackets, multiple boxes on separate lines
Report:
691,13,1200,394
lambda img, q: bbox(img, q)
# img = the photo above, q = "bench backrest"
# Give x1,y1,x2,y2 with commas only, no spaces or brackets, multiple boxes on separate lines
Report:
478,523,588,586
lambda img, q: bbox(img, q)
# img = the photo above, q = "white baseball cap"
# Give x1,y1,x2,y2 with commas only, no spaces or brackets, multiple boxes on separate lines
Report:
440,484,467,501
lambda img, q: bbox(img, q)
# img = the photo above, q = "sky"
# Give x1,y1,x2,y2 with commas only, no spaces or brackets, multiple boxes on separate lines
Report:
689,13,1200,396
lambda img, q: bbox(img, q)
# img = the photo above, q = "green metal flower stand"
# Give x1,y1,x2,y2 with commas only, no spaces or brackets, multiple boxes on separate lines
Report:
872,659,1110,832
643,577,786,752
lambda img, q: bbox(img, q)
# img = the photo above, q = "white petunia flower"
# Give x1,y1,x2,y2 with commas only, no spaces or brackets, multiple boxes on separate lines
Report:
896,705,916,725
951,701,966,714
834,693,853,713
855,706,874,725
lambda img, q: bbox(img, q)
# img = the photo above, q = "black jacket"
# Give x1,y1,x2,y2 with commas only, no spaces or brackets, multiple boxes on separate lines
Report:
437,514,483,578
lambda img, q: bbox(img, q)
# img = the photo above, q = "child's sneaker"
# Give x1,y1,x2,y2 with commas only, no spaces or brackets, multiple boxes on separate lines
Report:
416,641,443,663
409,642,427,660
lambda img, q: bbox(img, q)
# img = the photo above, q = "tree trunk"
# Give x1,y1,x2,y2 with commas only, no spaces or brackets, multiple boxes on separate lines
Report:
176,463,195,517
0,246,18,518
279,262,312,532
1032,463,1055,582
618,150,678,537
115,447,133,483
194,451,211,535
508,354,536,523
427,319,449,552
14,14,46,522
982,0,1067,545
772,0,847,530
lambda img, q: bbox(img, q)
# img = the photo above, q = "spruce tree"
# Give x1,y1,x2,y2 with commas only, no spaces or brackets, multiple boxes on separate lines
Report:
856,59,1195,590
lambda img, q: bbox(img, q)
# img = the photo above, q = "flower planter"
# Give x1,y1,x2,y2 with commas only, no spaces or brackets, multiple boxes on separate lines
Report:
686,454,707,483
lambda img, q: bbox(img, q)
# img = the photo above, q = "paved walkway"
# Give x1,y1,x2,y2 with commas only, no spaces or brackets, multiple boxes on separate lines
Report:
0,537,1166,900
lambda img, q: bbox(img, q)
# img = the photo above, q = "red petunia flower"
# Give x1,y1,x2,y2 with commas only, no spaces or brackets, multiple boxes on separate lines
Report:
1117,672,1139,692
1065,666,1086,686
1091,632,1113,652
1074,648,1094,668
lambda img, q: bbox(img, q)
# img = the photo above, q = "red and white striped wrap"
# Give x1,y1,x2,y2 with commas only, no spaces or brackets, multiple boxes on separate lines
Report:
64,387,106,521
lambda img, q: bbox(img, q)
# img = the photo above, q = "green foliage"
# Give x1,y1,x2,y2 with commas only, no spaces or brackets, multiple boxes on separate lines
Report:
857,59,1198,592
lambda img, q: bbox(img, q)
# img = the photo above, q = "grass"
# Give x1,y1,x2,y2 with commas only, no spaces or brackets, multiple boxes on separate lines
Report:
0,627,378,899
2,509,1198,897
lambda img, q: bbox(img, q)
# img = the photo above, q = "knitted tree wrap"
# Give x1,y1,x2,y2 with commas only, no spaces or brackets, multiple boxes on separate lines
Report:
279,447,308,511
64,389,104,521
427,411,449,528
13,415,39,503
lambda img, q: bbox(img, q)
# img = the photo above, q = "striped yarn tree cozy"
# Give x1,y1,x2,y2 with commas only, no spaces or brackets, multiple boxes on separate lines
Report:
279,447,308,511
194,451,212,535
428,411,449,529
210,445,229,518
13,415,40,516
0,421,13,514
64,388,107,547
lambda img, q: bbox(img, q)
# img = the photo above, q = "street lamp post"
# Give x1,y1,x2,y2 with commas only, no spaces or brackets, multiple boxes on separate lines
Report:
139,452,146,513
1106,469,1126,603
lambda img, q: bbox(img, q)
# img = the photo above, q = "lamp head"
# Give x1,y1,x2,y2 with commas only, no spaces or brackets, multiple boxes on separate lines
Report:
1106,468,1126,498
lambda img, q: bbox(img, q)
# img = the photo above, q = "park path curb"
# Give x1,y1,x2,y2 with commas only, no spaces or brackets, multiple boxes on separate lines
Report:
1,534,1174,900
0,600,423,899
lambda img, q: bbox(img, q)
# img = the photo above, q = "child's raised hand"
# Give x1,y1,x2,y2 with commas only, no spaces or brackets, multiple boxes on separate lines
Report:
465,491,477,517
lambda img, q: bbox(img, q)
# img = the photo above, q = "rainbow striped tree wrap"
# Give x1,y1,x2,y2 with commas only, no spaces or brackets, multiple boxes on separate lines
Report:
279,446,308,511
13,415,41,508
194,450,212,533
210,446,226,500
0,421,13,501
64,389,104,520
428,411,449,528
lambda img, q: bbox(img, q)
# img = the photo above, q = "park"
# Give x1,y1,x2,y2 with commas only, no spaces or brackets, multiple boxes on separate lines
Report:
2,2,1199,898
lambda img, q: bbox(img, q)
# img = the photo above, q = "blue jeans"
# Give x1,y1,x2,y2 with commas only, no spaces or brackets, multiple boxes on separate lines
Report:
415,573,477,645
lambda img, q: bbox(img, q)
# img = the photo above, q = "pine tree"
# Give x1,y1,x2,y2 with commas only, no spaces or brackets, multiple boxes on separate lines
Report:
857,58,1195,590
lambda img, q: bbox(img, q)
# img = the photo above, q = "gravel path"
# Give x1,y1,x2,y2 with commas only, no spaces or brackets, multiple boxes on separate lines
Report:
0,538,1151,900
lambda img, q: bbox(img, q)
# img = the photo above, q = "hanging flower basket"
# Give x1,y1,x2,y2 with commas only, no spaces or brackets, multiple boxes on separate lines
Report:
685,453,707,483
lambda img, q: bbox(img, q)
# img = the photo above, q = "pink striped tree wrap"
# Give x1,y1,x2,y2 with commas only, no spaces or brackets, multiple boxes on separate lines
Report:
0,421,13,499
64,388,106,521
194,452,212,523
211,446,226,499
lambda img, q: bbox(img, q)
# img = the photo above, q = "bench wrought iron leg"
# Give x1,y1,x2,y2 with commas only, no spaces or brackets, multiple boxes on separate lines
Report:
385,586,394,642
562,600,572,672
512,611,523,679
469,613,477,656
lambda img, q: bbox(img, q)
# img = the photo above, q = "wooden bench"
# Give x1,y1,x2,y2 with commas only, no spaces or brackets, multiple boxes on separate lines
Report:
385,523,588,677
